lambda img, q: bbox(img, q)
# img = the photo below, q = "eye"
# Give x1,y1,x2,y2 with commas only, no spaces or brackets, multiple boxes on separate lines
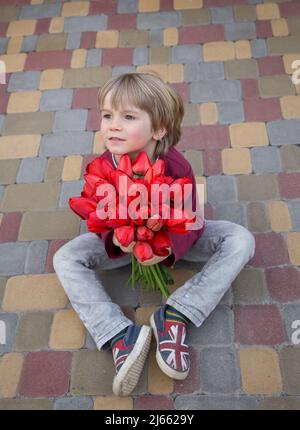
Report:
102,114,111,119
125,114,135,120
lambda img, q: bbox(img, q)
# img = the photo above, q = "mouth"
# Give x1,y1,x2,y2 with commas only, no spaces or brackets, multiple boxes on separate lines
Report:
109,137,125,142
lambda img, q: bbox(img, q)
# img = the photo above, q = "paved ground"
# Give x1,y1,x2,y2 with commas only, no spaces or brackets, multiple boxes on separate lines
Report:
0,0,300,411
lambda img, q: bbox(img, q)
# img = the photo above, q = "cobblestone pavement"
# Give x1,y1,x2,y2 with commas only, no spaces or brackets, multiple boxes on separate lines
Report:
0,0,300,411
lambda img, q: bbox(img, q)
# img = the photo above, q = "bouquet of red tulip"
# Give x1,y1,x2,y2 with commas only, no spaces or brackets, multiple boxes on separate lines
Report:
69,152,195,298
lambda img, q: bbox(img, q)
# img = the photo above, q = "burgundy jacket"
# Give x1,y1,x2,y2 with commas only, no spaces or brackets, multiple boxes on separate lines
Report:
96,147,205,267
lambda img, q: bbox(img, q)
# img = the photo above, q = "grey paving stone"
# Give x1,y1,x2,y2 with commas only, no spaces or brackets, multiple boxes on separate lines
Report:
80,220,88,235
16,157,47,183
0,38,8,55
175,395,259,410
248,0,263,3
133,47,149,65
40,132,94,157
0,313,18,355
21,35,38,53
0,243,29,276
172,45,202,64
267,120,300,146
280,304,300,345
40,89,73,112
117,0,138,14
59,180,85,208
251,39,267,58
8,71,41,92
207,176,238,204
54,109,88,132
251,147,282,173
86,49,102,67
112,66,135,77
85,331,97,350
232,267,269,305
185,62,224,82
0,115,4,134
217,101,244,124
187,305,234,345
66,32,82,50
137,12,181,30
214,203,248,227
53,397,93,410
225,22,256,40
0,186,4,204
199,346,241,394
20,3,62,19
149,29,163,46
288,199,300,231
190,81,241,102
64,16,108,33
24,240,49,274
211,7,234,24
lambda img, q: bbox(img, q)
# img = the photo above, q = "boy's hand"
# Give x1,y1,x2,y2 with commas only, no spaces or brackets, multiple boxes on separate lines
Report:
113,232,171,265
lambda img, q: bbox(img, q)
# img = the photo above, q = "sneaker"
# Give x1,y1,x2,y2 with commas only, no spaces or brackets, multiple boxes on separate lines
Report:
112,324,152,396
150,305,190,380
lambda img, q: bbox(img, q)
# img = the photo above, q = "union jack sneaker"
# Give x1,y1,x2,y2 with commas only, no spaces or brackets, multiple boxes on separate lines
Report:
111,324,152,396
150,305,190,380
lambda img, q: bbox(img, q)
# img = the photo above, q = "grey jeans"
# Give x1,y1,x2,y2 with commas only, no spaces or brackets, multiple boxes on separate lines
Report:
53,219,255,351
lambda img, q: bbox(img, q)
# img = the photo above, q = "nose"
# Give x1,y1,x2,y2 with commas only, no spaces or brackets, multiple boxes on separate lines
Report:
109,115,122,130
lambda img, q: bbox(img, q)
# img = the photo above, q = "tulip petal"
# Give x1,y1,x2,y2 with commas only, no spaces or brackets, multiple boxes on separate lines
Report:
132,151,151,175
69,197,97,220
133,241,153,262
117,154,133,177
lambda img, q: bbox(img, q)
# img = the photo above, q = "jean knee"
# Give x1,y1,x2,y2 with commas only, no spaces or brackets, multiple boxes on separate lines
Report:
232,225,256,260
53,247,68,272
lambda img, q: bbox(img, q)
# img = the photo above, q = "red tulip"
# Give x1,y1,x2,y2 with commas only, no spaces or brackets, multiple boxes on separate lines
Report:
150,231,171,256
69,197,97,220
117,154,133,178
114,225,135,247
86,210,111,233
146,216,163,232
170,177,192,202
132,151,151,176
133,241,153,262
137,226,154,241
152,159,165,176
86,157,114,180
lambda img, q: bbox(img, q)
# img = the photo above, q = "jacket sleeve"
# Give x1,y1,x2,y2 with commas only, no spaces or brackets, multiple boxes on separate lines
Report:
163,166,205,267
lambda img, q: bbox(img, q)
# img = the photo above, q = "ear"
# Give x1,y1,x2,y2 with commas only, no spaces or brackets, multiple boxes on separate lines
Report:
152,127,167,141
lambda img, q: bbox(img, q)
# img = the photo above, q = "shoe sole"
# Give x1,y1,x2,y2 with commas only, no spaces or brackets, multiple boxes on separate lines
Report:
150,314,189,380
112,325,152,397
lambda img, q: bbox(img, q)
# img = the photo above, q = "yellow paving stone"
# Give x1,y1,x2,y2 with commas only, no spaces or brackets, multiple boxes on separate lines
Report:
280,96,300,119
61,1,89,17
39,69,64,90
222,148,252,175
49,17,64,34
136,64,168,81
7,36,23,55
62,155,83,181
71,49,87,69
229,123,269,148
135,306,158,326
7,91,41,114
256,4,280,20
95,31,119,48
7,20,36,37
174,0,203,10
0,135,40,160
163,28,178,46
203,41,235,62
199,102,218,125
235,40,252,60
49,309,86,350
94,397,133,410
31,0,44,4
168,64,183,83
240,347,282,394
2,274,69,312
0,54,26,73
139,0,160,12
268,201,292,232
0,353,24,399
287,232,300,265
271,18,289,37
283,53,300,74
0,214,3,228
148,348,174,394
93,131,107,154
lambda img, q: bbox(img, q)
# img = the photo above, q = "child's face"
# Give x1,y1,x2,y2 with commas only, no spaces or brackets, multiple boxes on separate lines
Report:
100,91,161,160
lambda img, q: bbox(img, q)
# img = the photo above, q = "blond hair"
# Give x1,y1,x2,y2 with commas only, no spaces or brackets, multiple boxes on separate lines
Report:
97,72,184,158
